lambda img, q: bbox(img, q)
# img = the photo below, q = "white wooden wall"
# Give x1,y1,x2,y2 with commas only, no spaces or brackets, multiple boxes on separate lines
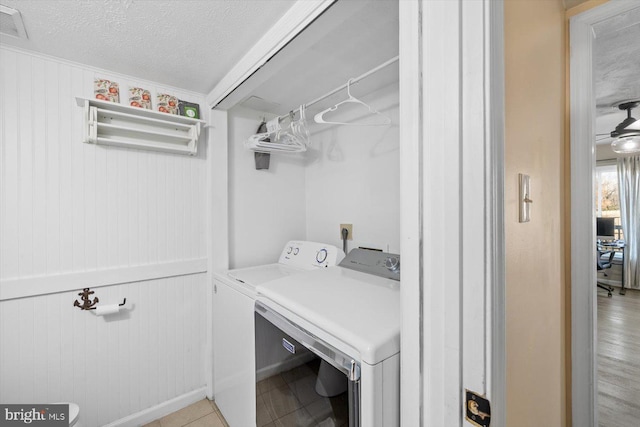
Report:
0,277,206,426
0,46,209,426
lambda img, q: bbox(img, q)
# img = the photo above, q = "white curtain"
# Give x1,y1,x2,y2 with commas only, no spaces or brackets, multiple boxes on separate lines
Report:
617,156,640,289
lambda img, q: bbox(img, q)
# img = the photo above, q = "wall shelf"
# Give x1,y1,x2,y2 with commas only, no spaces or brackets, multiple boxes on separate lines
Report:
76,97,205,156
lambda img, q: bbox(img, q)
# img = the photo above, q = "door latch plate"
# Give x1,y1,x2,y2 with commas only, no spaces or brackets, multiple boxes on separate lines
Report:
465,389,491,427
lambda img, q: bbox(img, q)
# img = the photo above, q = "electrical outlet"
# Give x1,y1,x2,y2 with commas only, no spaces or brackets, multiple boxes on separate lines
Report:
340,224,353,240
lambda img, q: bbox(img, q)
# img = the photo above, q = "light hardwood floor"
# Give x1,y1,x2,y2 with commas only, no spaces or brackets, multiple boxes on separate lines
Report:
598,288,640,427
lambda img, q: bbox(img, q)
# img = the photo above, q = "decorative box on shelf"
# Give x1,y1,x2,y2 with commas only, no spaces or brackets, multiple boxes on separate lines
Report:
76,97,205,156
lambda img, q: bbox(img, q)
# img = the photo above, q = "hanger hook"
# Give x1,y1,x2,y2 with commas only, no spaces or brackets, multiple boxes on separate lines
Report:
347,78,355,98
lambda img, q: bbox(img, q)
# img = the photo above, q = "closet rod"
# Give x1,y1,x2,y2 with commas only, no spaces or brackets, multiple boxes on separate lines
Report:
278,55,399,120
305,55,399,109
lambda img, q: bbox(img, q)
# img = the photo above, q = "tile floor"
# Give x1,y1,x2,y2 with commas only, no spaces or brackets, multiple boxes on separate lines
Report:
145,360,348,427
143,399,229,427
256,360,349,427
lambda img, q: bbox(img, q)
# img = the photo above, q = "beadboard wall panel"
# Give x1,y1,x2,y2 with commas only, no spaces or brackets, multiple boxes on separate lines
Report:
0,274,206,427
0,46,210,426
0,46,207,287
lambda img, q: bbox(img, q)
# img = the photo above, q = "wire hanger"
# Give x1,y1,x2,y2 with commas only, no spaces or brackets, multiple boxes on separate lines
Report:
313,78,391,126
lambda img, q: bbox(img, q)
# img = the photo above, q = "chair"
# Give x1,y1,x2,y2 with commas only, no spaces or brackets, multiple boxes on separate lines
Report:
597,249,615,297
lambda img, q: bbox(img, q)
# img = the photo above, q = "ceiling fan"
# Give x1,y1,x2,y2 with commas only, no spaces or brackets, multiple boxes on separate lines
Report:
596,101,640,154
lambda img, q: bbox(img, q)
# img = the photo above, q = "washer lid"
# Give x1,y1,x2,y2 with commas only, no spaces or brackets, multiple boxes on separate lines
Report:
256,266,400,365
225,263,304,289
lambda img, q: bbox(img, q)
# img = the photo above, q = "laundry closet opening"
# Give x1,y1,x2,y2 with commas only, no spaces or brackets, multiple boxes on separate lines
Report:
210,1,400,426
219,0,400,270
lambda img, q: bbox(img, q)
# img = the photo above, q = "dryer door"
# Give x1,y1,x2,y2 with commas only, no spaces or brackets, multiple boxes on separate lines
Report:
254,301,360,427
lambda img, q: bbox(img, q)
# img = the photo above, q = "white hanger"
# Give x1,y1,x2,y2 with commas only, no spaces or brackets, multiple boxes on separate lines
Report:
313,78,391,126
245,132,307,153
245,109,308,154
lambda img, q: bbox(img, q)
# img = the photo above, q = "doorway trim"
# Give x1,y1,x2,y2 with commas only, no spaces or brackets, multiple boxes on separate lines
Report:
205,0,336,108
400,1,506,425
569,2,639,426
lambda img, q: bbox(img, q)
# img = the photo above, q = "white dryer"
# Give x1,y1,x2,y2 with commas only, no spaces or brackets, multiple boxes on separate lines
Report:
212,241,344,427
254,248,400,427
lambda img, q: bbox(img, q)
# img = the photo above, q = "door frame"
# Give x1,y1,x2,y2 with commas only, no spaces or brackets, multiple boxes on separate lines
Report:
207,0,506,425
400,1,506,425
569,1,639,426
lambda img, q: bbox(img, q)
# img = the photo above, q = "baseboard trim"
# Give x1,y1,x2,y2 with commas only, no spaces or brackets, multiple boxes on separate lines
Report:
102,388,207,427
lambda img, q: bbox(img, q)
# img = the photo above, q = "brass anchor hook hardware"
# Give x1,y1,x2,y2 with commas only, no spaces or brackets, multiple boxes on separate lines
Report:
73,288,99,310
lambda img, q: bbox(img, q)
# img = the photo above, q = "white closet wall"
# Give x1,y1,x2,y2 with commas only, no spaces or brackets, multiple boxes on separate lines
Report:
305,83,399,253
227,83,399,267
0,46,208,426
228,105,307,269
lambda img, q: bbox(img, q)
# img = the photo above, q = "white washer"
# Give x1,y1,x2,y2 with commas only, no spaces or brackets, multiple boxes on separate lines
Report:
255,248,400,427
213,241,344,427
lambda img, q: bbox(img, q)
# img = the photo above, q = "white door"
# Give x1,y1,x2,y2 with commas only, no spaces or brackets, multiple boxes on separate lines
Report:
399,1,505,426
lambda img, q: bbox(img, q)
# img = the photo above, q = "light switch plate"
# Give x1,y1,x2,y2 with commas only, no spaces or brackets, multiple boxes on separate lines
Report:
519,173,531,223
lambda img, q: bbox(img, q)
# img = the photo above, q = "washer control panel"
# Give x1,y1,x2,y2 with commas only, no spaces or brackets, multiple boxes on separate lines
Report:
278,241,345,269
339,248,400,280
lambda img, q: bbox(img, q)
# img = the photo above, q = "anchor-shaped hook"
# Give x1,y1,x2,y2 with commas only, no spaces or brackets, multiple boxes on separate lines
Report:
73,288,99,310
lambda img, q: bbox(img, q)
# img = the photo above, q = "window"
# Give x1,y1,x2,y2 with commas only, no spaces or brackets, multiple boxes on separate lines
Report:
595,164,623,240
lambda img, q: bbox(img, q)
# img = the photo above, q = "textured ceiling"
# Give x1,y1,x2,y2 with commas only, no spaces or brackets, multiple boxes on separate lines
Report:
1,0,636,132
0,0,295,94
593,5,640,142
